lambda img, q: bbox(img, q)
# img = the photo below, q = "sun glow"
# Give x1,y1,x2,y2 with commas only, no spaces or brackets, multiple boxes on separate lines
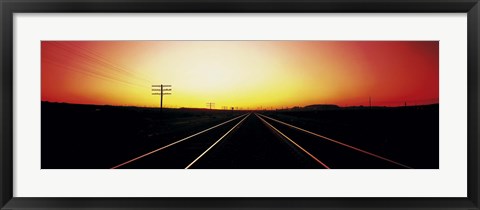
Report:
42,41,439,109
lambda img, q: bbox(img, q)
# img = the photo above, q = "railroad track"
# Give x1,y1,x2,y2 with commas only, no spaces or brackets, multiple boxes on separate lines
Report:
256,113,411,169
112,113,250,169
112,112,411,169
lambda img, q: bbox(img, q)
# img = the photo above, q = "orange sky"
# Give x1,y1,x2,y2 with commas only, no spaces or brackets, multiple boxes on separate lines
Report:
41,41,438,109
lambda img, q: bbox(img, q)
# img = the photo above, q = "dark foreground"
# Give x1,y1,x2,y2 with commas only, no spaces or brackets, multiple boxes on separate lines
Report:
41,102,439,169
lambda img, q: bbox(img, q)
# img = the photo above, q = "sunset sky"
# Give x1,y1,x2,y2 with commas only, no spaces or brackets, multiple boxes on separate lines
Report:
41,41,438,109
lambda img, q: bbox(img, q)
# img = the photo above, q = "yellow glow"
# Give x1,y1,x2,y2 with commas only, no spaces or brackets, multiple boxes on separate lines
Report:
42,41,439,109
137,42,308,109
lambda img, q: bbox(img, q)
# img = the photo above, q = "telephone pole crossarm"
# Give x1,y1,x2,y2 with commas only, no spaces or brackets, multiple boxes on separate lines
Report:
152,84,172,110
206,102,215,110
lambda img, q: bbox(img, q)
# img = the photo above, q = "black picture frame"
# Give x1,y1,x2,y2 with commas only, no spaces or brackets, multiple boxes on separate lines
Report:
1,0,479,209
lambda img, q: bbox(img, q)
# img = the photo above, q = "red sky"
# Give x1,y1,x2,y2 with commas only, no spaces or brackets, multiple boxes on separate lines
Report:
41,41,438,109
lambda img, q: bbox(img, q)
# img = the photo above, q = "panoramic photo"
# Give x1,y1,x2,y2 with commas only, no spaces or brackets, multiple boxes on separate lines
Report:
41,41,439,169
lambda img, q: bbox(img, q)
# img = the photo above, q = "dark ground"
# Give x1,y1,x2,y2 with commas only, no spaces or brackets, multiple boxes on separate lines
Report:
41,102,245,169
259,105,439,169
41,102,439,169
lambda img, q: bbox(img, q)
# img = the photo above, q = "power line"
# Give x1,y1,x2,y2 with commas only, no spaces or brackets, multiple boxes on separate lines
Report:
48,42,151,88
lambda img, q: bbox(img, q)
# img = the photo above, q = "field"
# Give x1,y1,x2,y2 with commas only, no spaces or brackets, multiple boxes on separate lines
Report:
260,105,439,169
41,102,245,169
42,102,438,169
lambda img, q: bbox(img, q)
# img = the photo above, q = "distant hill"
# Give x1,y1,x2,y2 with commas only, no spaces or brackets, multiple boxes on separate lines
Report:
303,104,340,110
283,103,439,112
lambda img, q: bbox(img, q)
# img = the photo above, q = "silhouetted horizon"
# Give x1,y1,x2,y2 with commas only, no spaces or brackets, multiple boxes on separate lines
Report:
41,100,439,110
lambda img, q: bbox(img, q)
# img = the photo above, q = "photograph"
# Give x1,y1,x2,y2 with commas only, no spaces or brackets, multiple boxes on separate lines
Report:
41,41,439,169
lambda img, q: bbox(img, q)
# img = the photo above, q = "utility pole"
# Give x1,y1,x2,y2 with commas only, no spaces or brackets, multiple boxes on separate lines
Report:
152,84,172,111
206,102,215,110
